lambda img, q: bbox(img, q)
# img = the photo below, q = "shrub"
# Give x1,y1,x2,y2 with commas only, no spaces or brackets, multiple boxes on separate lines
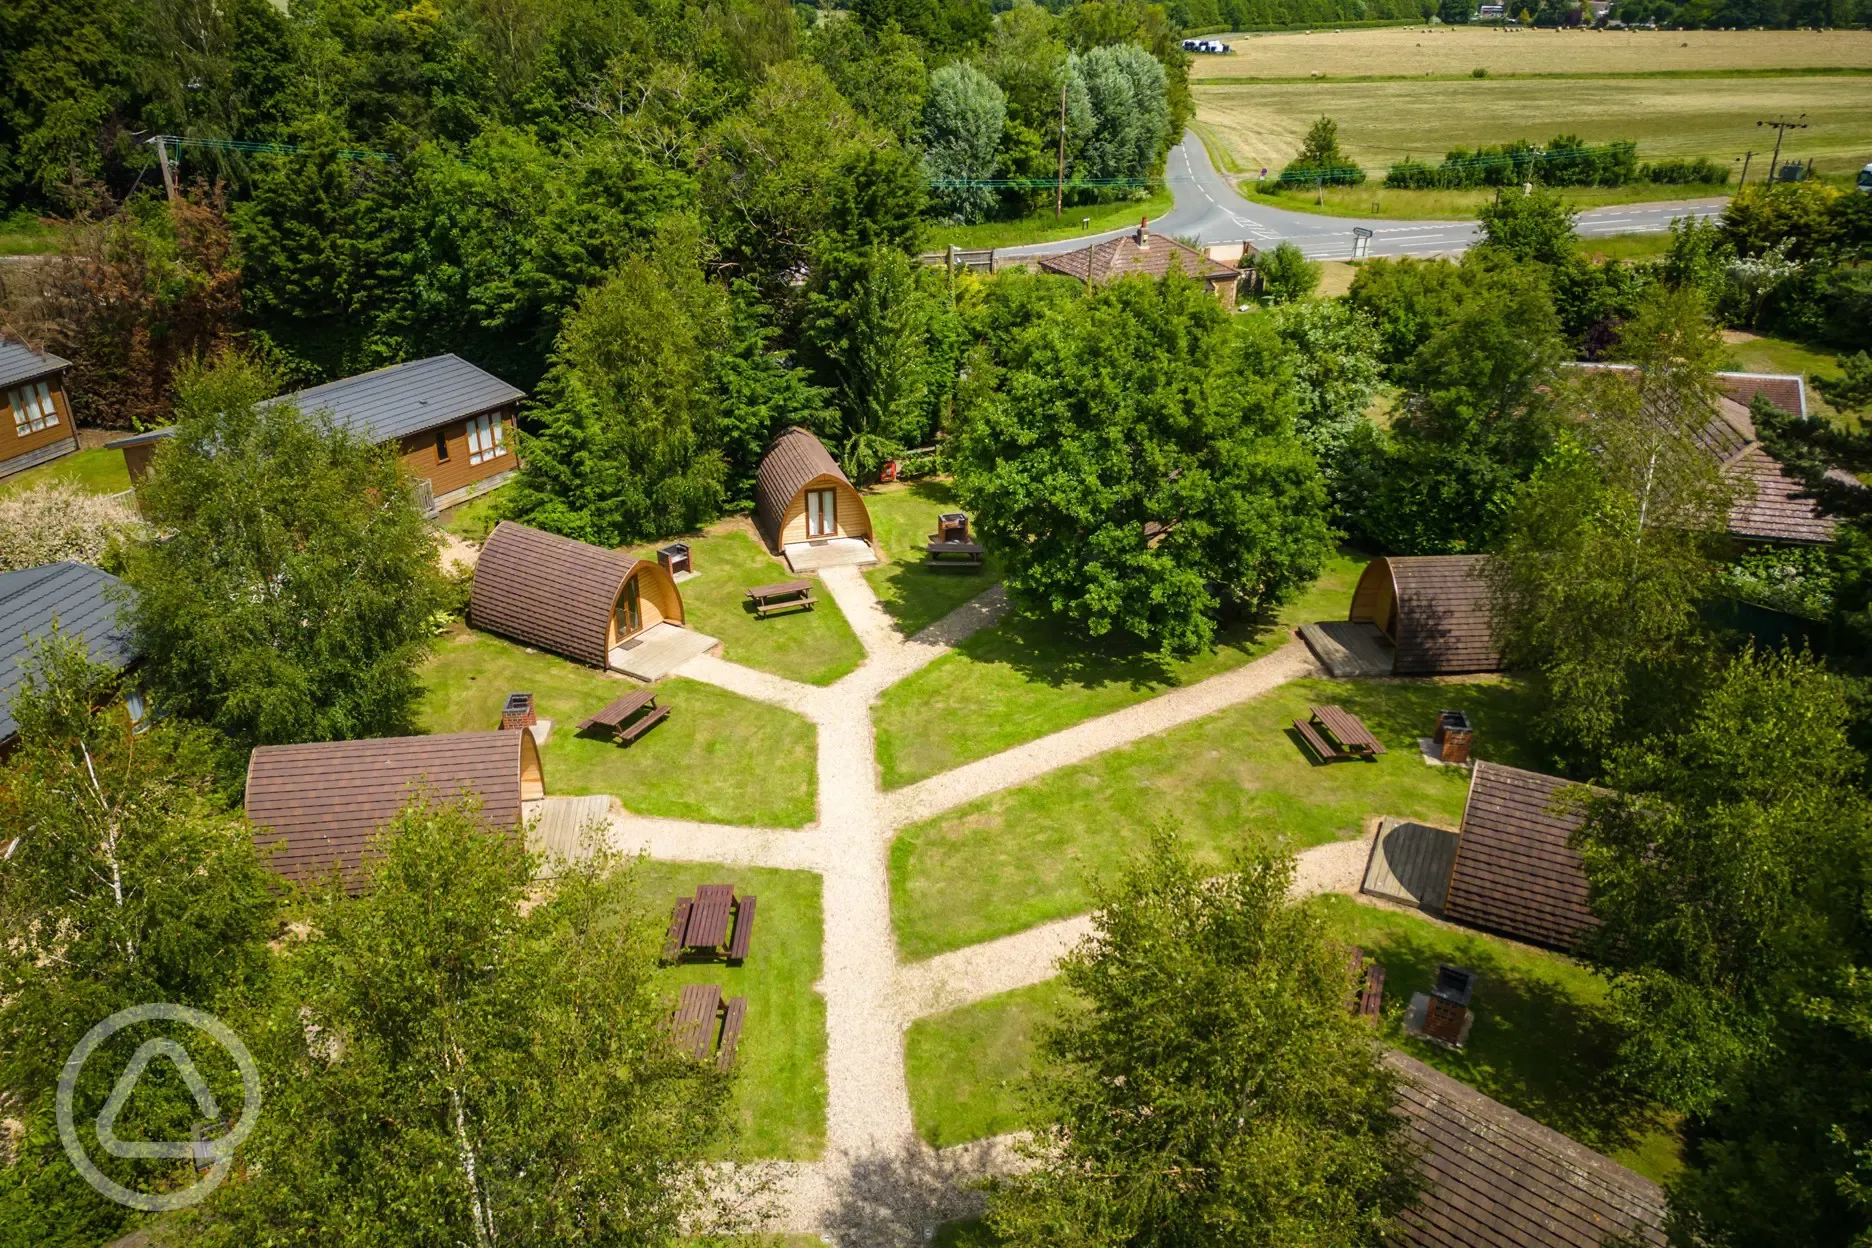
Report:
1255,242,1322,304
0,482,142,573
1277,115,1367,188
1472,65,1489,77
1640,157,1731,186
1385,135,1636,190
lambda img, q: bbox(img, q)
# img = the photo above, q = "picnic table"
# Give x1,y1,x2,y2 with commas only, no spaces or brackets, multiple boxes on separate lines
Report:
1293,704,1385,763
669,983,748,1071
923,538,985,571
577,688,669,745
663,884,758,964
747,579,816,618
1347,946,1385,1018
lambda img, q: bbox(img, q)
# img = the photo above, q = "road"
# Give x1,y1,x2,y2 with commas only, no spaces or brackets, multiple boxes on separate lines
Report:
1000,130,1727,263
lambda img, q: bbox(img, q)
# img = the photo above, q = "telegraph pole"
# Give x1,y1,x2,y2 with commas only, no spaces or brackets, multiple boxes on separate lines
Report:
1055,83,1068,220
1737,150,1753,187
1757,114,1807,182
151,135,179,202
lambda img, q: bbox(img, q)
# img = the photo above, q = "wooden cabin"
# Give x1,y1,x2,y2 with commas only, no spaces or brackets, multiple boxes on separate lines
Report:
0,562,141,759
754,427,873,563
1348,555,1503,677
1441,761,1598,954
469,521,687,668
0,340,77,481
244,730,542,886
106,354,525,516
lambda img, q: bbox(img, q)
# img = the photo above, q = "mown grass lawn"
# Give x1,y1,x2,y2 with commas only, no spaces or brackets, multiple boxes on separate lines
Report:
629,527,865,686
419,628,817,827
1236,179,1732,223
628,860,826,1160
0,446,131,498
901,898,1678,1184
925,189,1174,252
873,551,1366,790
1719,331,1852,429
890,674,1541,960
860,479,1003,637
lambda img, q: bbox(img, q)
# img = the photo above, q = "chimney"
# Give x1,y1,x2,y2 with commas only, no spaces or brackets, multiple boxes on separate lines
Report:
1136,216,1150,248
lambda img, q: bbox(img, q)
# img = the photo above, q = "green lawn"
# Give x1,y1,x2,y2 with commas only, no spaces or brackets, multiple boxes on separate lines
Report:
419,628,817,827
873,551,1366,791
933,1220,1002,1248
901,898,1677,1184
1310,894,1681,1184
907,980,1076,1148
0,212,61,256
1578,232,1676,264
926,189,1175,252
890,674,1540,960
0,446,131,498
860,479,1004,637
630,860,826,1160
439,488,509,542
629,528,865,686
1720,332,1852,429
1236,179,1731,222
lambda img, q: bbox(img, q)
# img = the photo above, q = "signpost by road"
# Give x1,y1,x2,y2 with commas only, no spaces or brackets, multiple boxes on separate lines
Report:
1352,226,1374,260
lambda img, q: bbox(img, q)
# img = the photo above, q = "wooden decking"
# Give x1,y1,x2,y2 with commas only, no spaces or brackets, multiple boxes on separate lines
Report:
1362,817,1461,913
1298,620,1396,678
526,795,615,865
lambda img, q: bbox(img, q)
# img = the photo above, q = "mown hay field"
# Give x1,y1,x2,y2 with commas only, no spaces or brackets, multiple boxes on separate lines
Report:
1191,26,1872,79
1194,74,1872,173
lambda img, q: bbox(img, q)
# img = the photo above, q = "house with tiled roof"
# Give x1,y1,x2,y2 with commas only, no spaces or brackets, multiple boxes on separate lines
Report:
1037,219,1245,303
0,338,77,481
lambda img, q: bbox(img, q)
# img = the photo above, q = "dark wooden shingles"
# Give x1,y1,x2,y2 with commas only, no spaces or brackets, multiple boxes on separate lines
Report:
469,521,638,667
1387,556,1503,677
1443,762,1597,951
754,427,848,547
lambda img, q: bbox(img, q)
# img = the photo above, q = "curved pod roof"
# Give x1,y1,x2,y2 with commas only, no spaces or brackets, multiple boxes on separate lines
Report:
755,427,861,548
470,521,683,667
1350,555,1502,677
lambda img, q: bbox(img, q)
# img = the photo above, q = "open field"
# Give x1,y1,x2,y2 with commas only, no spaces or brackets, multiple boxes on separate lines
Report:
1193,27,1872,80
889,674,1541,959
861,479,1004,637
630,527,865,686
0,213,60,256
0,446,131,498
1195,75,1872,173
926,189,1174,251
901,896,1680,1184
1240,180,1731,221
419,628,818,827
632,861,827,1160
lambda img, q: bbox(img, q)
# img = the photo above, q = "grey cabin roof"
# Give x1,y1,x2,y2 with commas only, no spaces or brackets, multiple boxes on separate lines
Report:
0,562,137,743
262,354,523,446
0,340,72,391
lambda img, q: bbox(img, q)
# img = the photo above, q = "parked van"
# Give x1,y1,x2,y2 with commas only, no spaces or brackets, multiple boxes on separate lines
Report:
1859,162,1872,193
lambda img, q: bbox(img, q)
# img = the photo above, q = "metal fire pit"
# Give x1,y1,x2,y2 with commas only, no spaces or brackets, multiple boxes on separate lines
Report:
1434,709,1474,764
500,692,536,732
658,542,693,577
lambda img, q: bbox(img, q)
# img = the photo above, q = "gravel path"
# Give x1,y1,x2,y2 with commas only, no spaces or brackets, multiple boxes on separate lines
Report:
879,639,1321,833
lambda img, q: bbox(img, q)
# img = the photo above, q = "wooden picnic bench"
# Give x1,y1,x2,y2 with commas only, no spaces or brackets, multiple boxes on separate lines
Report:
667,983,748,1069
662,884,758,964
923,539,985,571
1347,946,1385,1018
578,688,669,745
1293,704,1386,763
747,579,816,618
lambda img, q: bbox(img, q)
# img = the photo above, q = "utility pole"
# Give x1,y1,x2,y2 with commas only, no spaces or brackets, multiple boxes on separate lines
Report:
151,135,178,202
1055,83,1068,221
1737,150,1753,187
1757,114,1807,182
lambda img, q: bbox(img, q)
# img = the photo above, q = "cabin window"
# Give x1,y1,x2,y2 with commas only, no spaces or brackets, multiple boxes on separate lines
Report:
435,427,450,461
467,412,506,466
8,381,57,436
806,488,836,538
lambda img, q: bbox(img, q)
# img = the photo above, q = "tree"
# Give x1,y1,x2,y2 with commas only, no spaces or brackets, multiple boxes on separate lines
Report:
1071,44,1171,184
1571,649,1872,1246
1278,115,1365,187
713,286,839,512
508,215,732,545
1345,255,1471,367
1476,186,1580,268
194,800,736,1246
951,272,1332,657
121,354,445,761
922,64,1007,225
0,633,277,1246
984,835,1421,1247
1265,299,1382,481
0,481,142,573
1254,240,1320,304
1485,287,1733,764
804,16,929,143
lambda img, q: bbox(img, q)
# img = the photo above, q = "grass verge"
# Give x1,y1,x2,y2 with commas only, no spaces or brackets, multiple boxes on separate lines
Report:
926,190,1175,252
1236,179,1729,222
860,479,1004,637
873,551,1365,790
1578,232,1676,263
420,628,817,827
631,860,826,1160
0,446,132,498
630,527,865,686
889,674,1540,960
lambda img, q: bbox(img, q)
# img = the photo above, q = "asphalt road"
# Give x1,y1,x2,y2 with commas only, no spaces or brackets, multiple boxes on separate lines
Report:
1001,131,1727,263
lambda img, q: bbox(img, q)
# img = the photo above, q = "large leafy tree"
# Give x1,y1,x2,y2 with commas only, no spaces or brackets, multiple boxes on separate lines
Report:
1573,649,1872,1246
1476,186,1581,268
508,214,732,545
194,801,736,1246
922,63,1007,224
1486,287,1733,764
121,353,445,760
1264,299,1381,485
0,635,277,1247
986,836,1421,1247
951,272,1332,657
